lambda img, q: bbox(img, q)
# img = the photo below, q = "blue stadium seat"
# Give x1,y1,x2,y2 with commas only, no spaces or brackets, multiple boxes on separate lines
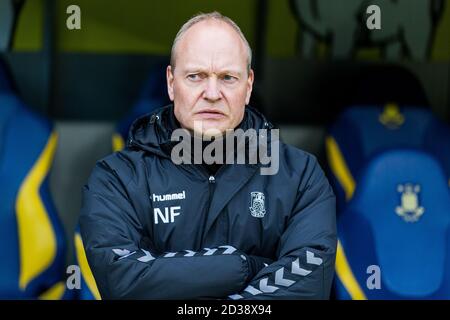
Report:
327,104,450,211
0,61,67,299
74,63,169,300
112,63,170,151
327,104,450,299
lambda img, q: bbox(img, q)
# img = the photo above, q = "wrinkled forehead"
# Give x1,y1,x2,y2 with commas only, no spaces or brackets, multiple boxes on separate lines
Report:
174,20,248,72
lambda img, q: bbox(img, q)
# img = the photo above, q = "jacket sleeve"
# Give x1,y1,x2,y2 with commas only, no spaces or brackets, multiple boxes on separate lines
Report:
79,159,257,300
229,155,337,300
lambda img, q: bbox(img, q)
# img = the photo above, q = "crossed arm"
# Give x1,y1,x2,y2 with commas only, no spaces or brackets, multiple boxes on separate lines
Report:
80,160,336,300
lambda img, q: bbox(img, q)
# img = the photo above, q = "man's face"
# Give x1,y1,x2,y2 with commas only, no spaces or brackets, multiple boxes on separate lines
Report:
167,20,254,136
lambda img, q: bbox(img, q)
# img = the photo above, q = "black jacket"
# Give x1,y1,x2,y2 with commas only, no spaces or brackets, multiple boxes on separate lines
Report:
80,105,337,299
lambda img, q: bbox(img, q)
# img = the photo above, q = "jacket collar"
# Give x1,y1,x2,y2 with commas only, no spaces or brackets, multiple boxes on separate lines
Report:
128,104,275,159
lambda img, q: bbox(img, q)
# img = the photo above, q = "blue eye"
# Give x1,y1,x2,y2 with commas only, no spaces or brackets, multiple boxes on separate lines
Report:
223,75,237,83
187,74,199,81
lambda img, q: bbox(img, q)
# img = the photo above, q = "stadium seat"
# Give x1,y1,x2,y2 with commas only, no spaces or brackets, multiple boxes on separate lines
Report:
327,104,450,211
327,104,450,299
0,61,67,299
112,63,170,151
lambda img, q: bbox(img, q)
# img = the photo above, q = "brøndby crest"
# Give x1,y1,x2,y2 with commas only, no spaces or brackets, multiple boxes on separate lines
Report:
395,183,425,223
249,191,266,218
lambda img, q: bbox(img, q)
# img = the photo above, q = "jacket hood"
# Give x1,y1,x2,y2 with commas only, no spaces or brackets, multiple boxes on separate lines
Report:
127,104,275,158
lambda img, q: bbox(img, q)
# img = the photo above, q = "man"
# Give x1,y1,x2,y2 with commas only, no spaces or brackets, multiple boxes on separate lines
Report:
80,12,336,299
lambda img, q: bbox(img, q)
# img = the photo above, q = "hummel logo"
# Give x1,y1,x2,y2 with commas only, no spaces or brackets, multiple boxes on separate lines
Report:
152,191,186,202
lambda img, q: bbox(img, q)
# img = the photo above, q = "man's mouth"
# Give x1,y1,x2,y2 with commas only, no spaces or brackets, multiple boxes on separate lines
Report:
195,109,226,119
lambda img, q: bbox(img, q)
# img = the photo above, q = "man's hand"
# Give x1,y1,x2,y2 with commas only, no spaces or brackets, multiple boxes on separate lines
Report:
246,255,274,282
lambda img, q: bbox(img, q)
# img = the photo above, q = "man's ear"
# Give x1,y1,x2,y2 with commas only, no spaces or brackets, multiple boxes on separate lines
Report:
245,69,254,105
167,65,175,101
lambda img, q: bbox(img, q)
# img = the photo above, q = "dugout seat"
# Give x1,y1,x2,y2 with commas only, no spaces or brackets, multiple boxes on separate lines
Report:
112,63,170,151
0,60,66,299
327,104,450,299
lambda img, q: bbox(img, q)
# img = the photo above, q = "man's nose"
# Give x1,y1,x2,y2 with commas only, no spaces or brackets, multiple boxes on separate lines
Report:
203,77,221,102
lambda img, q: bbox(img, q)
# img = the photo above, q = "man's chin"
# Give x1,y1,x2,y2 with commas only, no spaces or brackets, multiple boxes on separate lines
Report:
191,119,228,138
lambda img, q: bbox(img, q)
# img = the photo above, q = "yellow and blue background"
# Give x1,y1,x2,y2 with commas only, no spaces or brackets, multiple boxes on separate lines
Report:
1,0,449,299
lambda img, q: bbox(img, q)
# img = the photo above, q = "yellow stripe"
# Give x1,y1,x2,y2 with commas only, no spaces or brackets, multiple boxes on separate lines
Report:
38,281,65,300
74,233,101,300
112,133,125,152
325,136,356,200
16,132,58,290
335,240,367,300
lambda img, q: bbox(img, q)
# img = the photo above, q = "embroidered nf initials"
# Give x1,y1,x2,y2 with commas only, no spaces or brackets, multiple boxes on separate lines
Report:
154,206,181,224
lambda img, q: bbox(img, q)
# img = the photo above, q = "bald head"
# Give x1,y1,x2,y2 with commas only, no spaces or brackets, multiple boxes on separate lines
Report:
170,12,252,74
166,12,254,135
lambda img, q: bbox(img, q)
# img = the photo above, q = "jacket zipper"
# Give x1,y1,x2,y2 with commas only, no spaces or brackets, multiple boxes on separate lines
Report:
207,175,216,212
199,175,216,243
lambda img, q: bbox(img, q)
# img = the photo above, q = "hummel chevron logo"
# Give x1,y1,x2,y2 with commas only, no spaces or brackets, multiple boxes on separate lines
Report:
259,278,278,293
162,245,237,258
274,267,295,287
112,248,137,260
244,285,262,295
112,249,131,256
292,250,323,276
292,258,311,276
137,249,155,262
161,246,238,258
204,248,218,255
184,250,196,257
164,252,177,257
307,250,323,265
229,250,324,299
218,245,237,254
113,245,241,264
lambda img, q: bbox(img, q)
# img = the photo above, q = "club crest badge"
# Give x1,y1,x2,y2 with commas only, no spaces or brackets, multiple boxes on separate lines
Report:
395,183,425,223
379,103,405,129
249,191,266,218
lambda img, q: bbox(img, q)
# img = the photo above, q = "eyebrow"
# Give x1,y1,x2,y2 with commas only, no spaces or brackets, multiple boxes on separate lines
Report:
182,66,243,77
